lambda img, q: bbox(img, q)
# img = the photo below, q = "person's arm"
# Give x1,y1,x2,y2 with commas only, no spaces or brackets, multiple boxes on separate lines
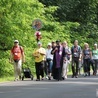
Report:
9,50,14,63
40,48,46,55
51,47,58,54
21,47,25,63
90,49,92,59
79,46,82,59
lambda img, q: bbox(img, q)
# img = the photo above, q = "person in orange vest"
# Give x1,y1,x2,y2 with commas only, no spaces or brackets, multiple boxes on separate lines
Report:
10,40,25,81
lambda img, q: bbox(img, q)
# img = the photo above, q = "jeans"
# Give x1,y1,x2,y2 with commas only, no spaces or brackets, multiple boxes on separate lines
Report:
93,59,98,74
46,58,53,73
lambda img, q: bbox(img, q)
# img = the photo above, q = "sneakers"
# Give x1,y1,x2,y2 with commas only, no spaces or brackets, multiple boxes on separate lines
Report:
62,76,67,80
84,73,87,77
45,76,48,79
75,75,78,78
41,78,44,80
72,75,78,78
65,76,67,79
36,79,40,81
14,78,18,81
48,76,52,80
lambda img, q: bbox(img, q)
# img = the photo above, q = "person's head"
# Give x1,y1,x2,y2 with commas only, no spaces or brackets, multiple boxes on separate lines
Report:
84,43,89,49
47,43,52,49
37,41,42,48
14,40,19,46
52,41,56,47
94,43,97,49
56,40,61,46
62,41,67,47
74,40,78,46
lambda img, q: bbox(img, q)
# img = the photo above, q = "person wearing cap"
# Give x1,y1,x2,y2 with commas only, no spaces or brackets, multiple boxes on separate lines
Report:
33,42,46,81
91,43,98,75
10,40,25,81
45,43,53,80
51,40,65,81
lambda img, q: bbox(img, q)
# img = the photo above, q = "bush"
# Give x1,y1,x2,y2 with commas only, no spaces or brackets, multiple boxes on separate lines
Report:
0,51,13,77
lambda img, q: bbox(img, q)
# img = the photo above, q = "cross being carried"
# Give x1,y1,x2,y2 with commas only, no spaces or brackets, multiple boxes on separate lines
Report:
32,19,43,42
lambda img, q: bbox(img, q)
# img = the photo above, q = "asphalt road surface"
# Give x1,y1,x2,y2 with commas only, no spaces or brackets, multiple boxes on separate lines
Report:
0,75,98,98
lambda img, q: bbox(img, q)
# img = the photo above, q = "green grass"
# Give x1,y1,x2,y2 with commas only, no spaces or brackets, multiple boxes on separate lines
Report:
0,76,14,83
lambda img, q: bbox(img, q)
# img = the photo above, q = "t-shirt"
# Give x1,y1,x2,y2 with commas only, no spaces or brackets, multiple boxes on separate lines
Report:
64,47,71,60
46,48,53,60
83,49,91,59
11,46,23,60
71,45,81,58
33,47,46,62
92,49,98,59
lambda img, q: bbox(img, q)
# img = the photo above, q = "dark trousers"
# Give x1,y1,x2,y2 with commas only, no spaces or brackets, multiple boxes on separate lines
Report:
93,59,98,74
83,59,90,73
72,58,79,76
35,61,44,80
53,67,62,80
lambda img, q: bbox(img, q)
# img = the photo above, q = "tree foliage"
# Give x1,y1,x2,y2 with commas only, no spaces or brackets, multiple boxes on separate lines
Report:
0,0,98,76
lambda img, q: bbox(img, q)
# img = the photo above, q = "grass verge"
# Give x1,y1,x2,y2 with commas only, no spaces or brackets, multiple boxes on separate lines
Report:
0,76,14,83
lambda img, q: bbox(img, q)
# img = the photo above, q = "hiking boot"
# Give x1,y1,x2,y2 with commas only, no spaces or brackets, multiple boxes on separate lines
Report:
14,78,18,81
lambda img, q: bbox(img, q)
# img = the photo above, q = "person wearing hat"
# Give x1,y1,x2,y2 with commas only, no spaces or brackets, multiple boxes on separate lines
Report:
91,43,98,75
10,40,25,81
33,42,46,81
45,43,53,80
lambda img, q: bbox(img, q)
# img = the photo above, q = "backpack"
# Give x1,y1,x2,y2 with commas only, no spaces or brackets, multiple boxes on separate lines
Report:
65,47,71,60
71,46,81,57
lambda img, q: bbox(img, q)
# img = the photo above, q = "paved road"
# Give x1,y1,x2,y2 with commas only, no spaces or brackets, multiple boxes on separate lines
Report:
0,75,98,98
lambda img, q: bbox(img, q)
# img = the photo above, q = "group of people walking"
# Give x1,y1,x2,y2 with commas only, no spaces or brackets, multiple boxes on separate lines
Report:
33,40,98,81
10,39,98,81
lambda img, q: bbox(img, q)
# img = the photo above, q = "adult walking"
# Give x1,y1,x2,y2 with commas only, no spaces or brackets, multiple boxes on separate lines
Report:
10,40,25,81
82,43,91,76
92,43,98,75
51,40,65,81
62,41,71,79
33,42,46,81
46,43,53,80
71,40,81,78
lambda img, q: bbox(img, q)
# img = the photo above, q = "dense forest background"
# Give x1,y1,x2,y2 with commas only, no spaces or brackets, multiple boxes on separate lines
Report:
0,0,98,76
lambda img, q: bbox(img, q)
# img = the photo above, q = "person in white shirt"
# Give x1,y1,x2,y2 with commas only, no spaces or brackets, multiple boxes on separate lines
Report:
46,43,53,80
